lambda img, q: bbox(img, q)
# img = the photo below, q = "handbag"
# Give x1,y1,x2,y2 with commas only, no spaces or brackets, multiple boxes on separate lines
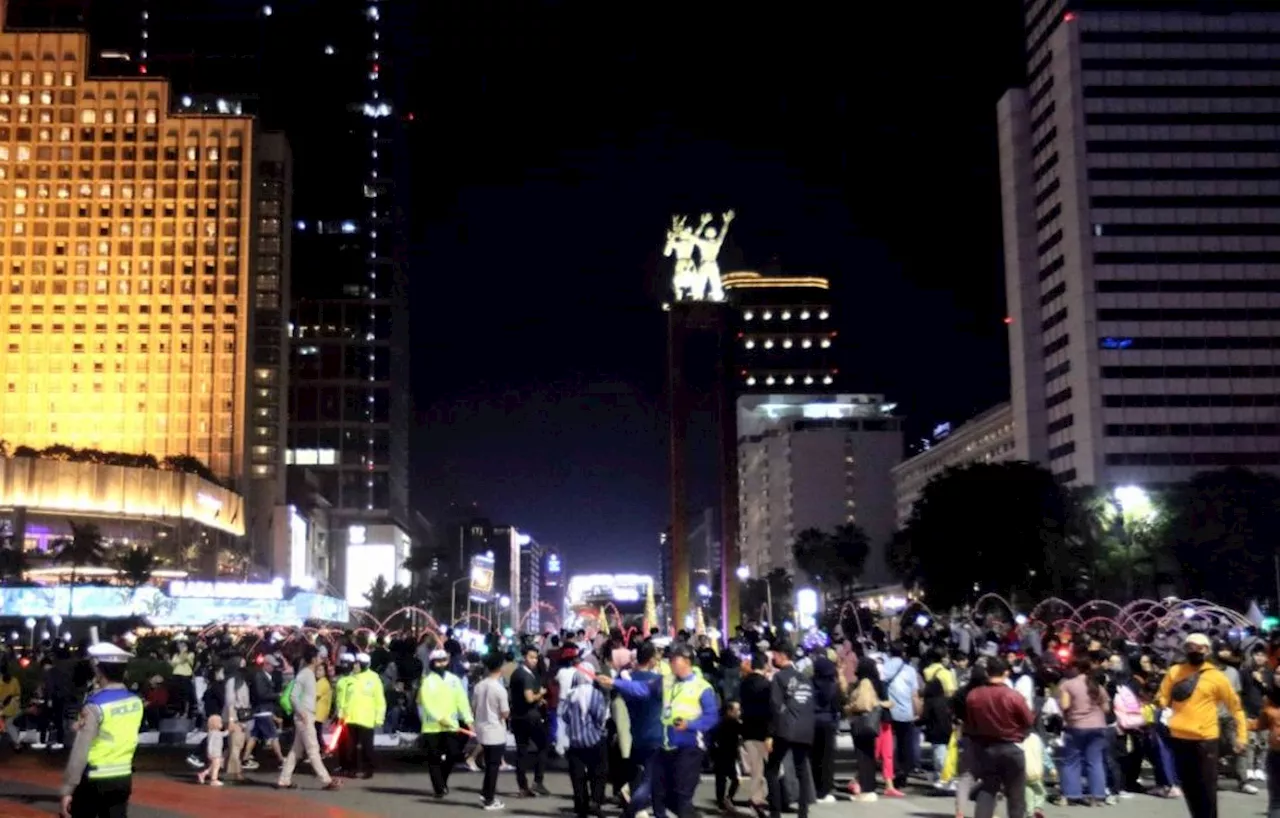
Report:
851,705,882,739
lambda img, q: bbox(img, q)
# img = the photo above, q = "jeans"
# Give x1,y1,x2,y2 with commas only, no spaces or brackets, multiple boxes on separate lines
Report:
512,717,548,791
481,743,505,805
1172,738,1220,818
765,739,812,818
931,742,949,783
891,721,918,788
1060,727,1108,799
972,741,1027,818
1151,726,1180,788
811,720,837,797
567,743,606,818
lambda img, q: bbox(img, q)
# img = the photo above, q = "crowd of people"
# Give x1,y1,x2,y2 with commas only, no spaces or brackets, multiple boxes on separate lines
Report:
1,609,1278,818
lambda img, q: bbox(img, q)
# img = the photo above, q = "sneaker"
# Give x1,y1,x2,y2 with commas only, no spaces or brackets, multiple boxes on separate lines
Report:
209,780,224,787
186,755,203,769
815,794,836,804
50,743,64,751
466,759,482,772
1258,769,1269,782
855,793,878,803
1247,769,1259,781
483,800,506,811
1104,795,1118,806
533,783,552,796
31,742,47,750
241,758,261,770
1241,783,1260,795
500,762,515,771
322,780,343,791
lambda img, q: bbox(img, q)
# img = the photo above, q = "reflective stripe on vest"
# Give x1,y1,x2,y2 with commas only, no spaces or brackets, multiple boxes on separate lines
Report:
86,693,143,780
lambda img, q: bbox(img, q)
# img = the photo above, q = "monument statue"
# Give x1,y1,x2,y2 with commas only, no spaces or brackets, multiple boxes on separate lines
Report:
666,210,734,302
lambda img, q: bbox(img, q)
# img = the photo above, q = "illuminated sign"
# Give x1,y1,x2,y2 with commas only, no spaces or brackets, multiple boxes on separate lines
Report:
567,573,653,604
546,554,561,574
344,543,396,608
796,588,818,630
933,422,952,440
196,492,222,511
0,586,348,626
289,507,309,588
169,580,284,600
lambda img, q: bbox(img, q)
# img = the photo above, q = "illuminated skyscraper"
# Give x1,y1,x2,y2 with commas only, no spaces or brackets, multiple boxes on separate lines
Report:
0,21,257,484
1000,2,1280,486
4,1,417,591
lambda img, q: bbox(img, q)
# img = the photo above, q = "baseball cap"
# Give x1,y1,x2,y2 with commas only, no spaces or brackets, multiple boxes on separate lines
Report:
1185,633,1212,650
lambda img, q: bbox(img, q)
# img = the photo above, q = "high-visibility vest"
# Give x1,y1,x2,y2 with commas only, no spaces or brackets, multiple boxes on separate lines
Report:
661,675,711,749
85,689,143,780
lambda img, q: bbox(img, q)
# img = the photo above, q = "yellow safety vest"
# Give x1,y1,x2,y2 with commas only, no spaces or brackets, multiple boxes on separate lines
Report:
661,675,711,748
85,689,143,780
335,675,354,718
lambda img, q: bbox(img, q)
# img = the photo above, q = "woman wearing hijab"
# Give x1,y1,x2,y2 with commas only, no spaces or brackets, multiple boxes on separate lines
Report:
845,656,888,802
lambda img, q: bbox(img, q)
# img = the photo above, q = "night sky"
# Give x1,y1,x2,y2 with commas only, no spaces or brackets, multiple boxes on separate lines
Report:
408,1,1026,572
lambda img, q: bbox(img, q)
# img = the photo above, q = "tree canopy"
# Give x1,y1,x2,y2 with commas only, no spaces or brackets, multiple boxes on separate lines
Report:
889,461,1081,609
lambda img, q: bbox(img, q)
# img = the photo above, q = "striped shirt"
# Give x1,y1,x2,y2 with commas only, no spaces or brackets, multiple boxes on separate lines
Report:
560,684,608,748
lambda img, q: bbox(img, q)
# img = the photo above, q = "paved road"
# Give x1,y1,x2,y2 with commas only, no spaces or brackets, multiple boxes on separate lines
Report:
0,748,1263,818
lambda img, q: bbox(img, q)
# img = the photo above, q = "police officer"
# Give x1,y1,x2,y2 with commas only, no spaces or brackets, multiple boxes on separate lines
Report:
333,652,357,774
418,648,473,797
60,642,143,818
654,643,719,818
344,652,385,779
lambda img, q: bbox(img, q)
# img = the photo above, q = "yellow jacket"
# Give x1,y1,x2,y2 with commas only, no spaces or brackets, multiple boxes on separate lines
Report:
315,675,333,723
344,669,386,729
1157,662,1247,745
923,663,957,697
0,675,19,718
418,671,472,734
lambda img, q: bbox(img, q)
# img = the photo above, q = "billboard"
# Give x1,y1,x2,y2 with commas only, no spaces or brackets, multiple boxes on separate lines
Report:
469,551,495,601
0,584,347,626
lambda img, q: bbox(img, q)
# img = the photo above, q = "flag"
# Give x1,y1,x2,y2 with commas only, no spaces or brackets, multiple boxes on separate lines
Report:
644,581,658,635
1247,600,1265,627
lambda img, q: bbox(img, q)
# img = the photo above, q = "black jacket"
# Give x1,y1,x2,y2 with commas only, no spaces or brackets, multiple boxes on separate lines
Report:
770,665,816,745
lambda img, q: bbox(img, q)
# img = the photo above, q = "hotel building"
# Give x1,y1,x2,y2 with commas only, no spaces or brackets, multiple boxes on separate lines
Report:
737,394,902,583
999,2,1280,487
891,402,1017,528
0,13,257,561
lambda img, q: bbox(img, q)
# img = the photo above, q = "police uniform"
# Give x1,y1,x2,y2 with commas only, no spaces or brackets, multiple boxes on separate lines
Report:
61,643,143,818
653,645,717,818
344,652,385,778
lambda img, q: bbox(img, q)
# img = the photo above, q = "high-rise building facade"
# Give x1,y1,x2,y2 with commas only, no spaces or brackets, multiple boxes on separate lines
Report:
737,395,903,582
0,23,255,484
726,269,839,393
999,2,1280,487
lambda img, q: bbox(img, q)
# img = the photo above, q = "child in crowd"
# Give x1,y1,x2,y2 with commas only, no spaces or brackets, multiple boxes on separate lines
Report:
710,700,742,812
195,714,226,786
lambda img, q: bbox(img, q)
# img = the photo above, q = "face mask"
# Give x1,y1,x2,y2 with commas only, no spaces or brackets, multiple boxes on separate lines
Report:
1187,652,1207,666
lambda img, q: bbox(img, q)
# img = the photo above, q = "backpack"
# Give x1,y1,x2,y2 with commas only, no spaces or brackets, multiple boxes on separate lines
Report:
278,680,295,717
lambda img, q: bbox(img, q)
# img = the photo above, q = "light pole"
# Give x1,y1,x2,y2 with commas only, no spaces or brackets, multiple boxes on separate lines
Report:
450,576,470,626
736,565,773,629
499,595,511,632
23,617,35,650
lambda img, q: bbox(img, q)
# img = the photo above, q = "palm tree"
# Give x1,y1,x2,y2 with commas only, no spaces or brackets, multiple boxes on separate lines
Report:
115,545,159,589
51,522,107,616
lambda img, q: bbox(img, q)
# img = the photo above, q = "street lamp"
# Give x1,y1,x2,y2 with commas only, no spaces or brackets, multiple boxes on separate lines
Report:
23,617,35,650
1112,485,1155,599
499,595,510,631
697,583,711,599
